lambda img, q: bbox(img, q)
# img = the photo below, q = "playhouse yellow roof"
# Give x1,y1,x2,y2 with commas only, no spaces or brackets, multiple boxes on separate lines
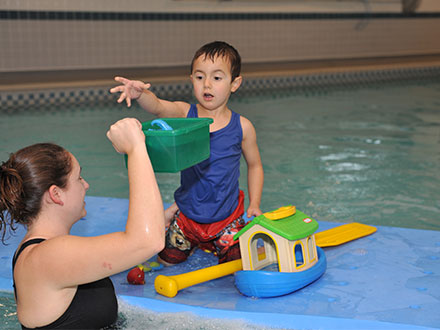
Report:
234,209,319,241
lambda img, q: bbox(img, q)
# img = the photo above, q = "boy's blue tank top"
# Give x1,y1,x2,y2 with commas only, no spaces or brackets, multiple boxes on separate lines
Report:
174,104,242,223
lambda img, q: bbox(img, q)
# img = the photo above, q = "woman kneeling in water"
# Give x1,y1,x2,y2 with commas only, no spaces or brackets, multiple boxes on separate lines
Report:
0,118,165,329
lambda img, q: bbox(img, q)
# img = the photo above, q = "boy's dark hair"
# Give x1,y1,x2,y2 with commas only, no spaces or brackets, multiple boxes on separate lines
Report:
191,41,241,81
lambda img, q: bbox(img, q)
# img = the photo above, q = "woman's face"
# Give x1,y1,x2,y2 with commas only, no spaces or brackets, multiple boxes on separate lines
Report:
63,153,90,220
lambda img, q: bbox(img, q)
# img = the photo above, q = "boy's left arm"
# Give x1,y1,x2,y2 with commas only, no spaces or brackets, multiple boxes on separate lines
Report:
240,117,264,218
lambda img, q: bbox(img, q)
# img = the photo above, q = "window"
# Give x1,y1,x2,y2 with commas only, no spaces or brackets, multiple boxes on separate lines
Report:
294,243,304,268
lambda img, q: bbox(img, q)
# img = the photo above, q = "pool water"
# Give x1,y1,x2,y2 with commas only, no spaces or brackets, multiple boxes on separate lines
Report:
0,291,17,330
241,80,440,231
1,77,439,329
1,79,439,231
0,291,275,330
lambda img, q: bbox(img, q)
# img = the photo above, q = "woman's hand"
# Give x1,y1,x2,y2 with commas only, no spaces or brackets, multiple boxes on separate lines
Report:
106,118,145,155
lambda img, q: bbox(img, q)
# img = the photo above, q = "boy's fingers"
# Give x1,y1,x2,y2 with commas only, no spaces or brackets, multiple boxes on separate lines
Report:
114,76,128,84
110,86,123,93
117,93,126,103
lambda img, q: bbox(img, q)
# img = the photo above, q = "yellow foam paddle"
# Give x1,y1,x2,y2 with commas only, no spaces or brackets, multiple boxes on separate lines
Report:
315,222,377,247
154,222,377,298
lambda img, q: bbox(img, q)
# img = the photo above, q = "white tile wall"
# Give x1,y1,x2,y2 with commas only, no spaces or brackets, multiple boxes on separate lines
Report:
1,17,440,72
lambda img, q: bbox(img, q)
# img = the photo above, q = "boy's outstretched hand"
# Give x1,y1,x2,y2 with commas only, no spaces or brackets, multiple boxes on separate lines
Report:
110,76,151,107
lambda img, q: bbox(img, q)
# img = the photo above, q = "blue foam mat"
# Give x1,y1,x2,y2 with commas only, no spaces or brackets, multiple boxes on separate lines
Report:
1,196,439,329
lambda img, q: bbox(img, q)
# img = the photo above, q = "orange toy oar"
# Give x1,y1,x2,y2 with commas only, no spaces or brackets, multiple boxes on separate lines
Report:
155,222,376,297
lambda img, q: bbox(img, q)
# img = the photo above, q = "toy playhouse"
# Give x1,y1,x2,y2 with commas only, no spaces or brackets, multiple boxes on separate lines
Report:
233,206,327,297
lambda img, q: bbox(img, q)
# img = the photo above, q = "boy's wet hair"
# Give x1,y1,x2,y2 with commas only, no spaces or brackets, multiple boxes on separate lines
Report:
191,41,241,81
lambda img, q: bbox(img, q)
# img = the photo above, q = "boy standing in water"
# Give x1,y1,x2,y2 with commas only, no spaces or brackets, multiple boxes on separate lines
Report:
110,41,264,264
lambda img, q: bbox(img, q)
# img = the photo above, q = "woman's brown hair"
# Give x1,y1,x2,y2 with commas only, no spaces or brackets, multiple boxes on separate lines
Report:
0,143,72,243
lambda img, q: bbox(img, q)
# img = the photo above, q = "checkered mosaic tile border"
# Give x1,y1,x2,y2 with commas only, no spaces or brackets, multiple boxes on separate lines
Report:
1,66,439,113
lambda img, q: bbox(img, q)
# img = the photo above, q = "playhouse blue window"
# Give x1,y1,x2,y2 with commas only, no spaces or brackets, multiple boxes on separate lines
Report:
294,243,304,268
256,237,266,261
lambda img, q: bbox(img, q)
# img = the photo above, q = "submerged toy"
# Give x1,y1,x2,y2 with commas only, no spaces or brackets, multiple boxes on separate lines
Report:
154,206,376,298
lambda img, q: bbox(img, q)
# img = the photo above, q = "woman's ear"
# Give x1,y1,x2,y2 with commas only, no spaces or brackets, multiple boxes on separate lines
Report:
231,76,242,93
48,185,64,206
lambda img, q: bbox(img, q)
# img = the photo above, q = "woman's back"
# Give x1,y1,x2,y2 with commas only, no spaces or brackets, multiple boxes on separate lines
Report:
13,239,118,329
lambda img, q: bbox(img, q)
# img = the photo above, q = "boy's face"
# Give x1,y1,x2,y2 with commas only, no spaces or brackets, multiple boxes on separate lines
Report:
190,55,242,110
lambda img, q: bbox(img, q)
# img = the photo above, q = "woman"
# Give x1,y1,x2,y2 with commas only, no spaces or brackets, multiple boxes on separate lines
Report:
0,118,165,329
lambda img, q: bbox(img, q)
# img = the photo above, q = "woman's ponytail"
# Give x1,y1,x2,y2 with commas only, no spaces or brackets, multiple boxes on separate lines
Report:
0,143,71,243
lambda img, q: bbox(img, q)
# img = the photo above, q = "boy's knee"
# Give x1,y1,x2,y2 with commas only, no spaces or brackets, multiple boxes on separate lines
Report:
218,243,241,264
158,248,189,265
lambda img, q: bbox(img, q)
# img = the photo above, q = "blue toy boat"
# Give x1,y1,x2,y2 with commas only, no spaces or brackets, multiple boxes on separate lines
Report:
234,246,327,297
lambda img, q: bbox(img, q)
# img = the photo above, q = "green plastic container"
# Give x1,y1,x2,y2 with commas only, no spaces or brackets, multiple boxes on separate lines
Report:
125,118,213,173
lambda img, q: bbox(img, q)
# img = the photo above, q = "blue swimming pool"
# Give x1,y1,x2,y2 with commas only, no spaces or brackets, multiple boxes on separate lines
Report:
2,77,438,231
1,76,439,329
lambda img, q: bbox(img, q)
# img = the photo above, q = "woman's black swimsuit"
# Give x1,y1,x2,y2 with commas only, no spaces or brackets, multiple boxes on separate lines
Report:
12,238,118,329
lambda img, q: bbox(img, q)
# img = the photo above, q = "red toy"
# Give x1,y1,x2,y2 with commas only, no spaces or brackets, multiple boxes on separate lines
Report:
127,267,145,285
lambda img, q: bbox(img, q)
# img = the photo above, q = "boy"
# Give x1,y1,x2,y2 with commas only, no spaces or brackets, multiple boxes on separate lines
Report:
110,41,264,264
